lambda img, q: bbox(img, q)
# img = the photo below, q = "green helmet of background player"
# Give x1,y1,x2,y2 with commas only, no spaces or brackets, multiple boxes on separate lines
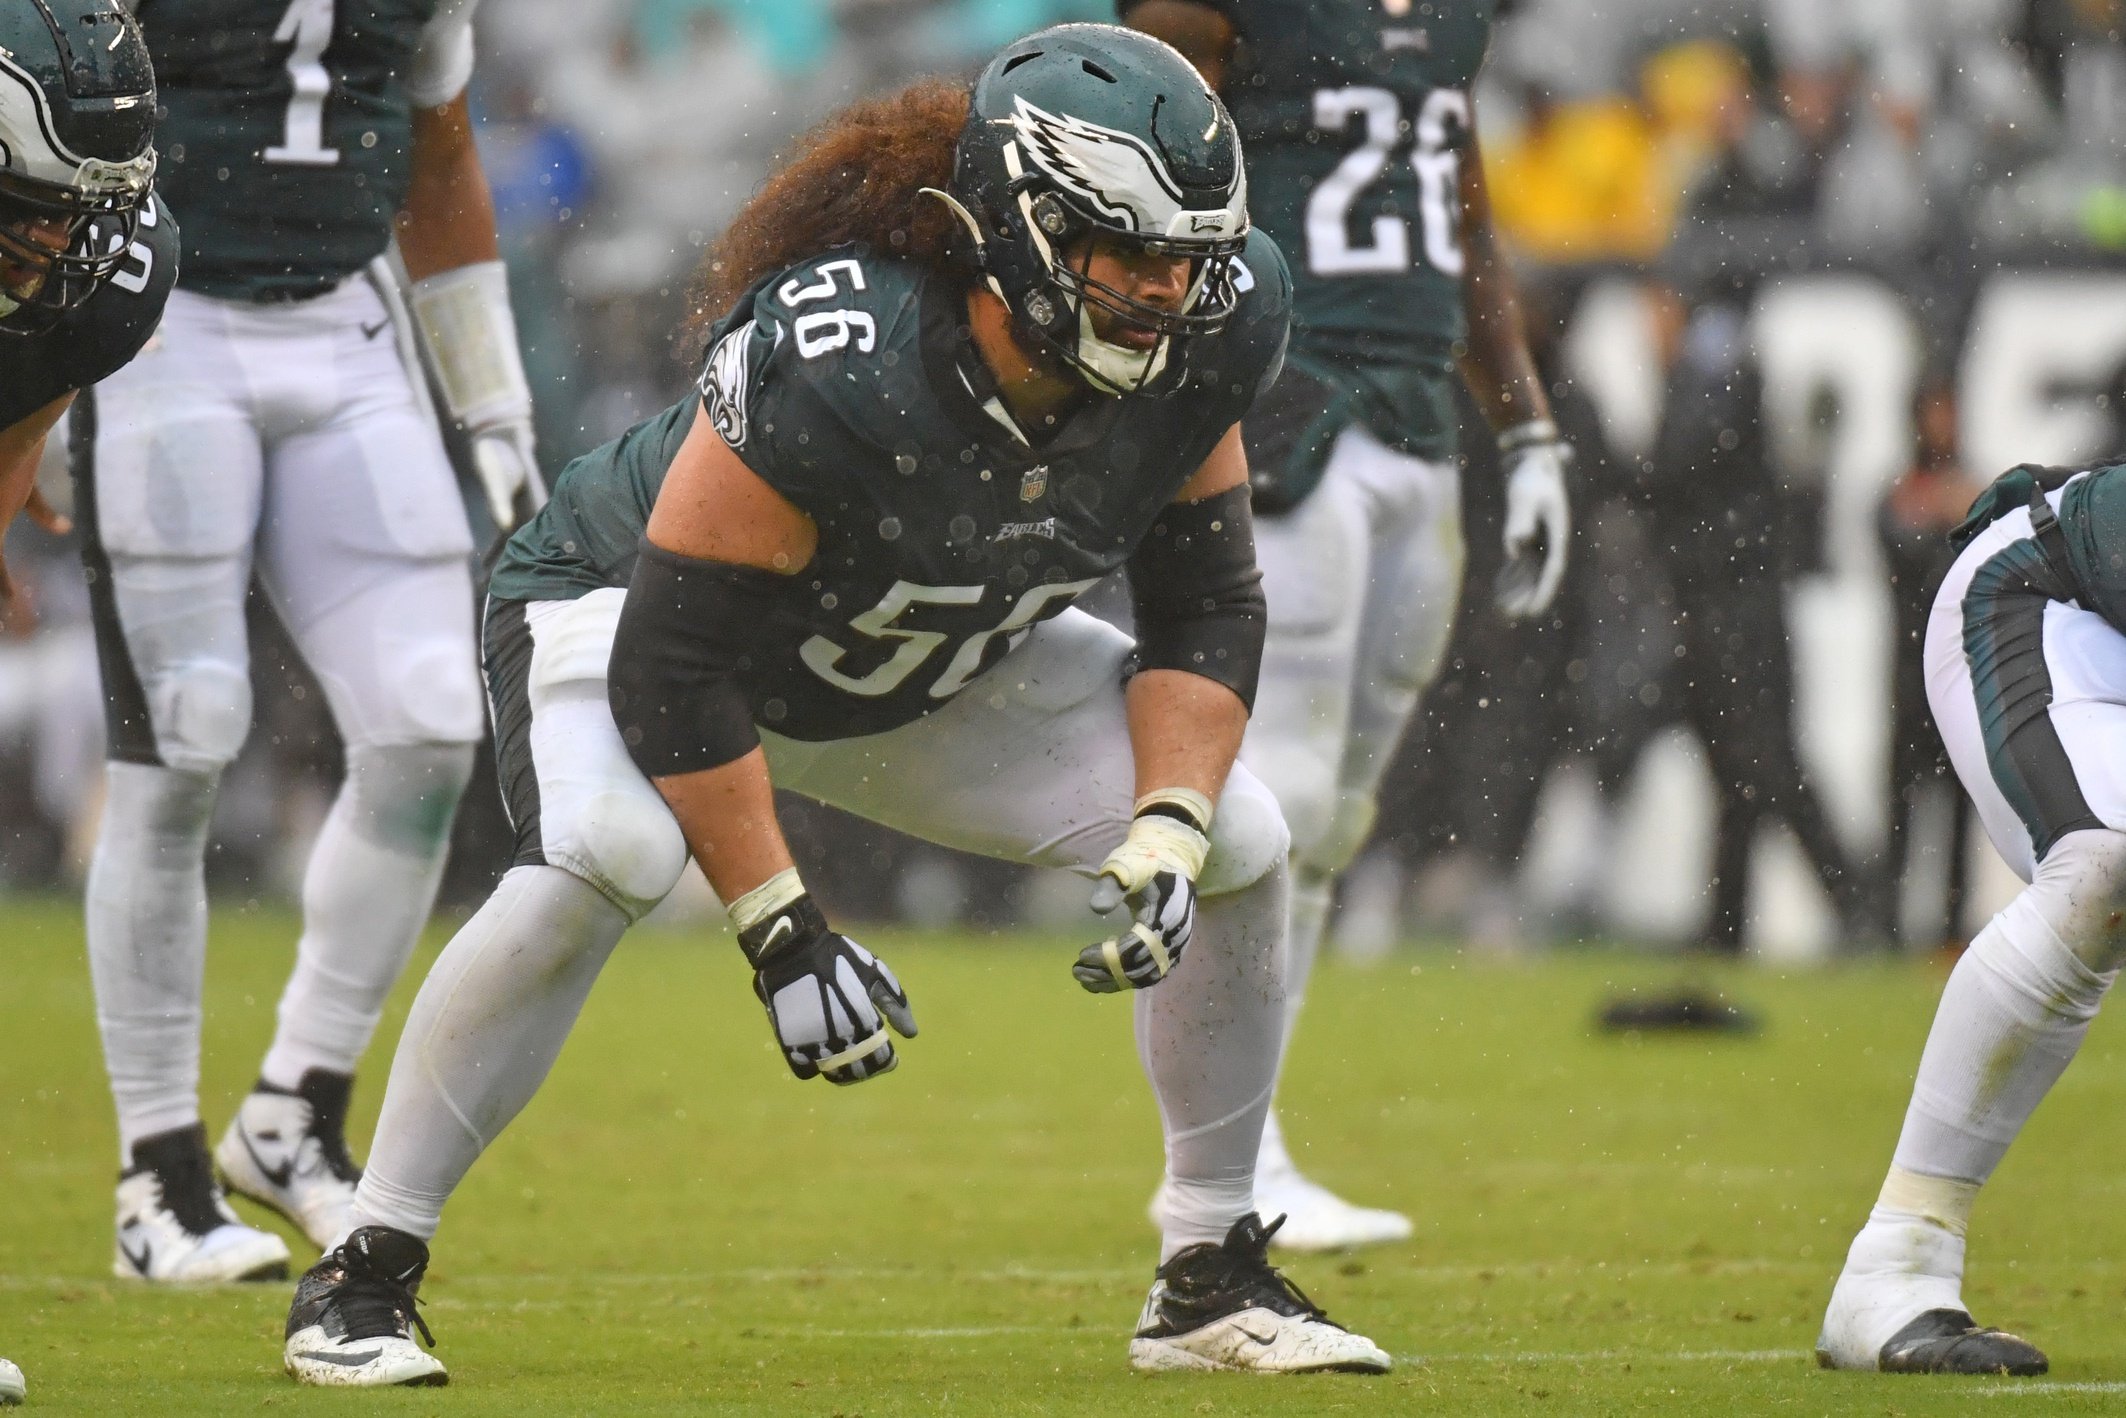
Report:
945,22,1249,397
0,0,156,335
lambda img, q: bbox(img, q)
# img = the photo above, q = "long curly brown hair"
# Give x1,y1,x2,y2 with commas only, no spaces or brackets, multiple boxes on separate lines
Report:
679,77,972,355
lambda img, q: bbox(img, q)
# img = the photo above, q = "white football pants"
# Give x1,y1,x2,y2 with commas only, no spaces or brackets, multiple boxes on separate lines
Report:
351,599,1292,1261
1238,422,1463,1173
78,280,483,1157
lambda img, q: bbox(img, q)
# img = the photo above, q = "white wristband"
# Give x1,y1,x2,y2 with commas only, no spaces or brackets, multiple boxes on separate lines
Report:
1497,419,1559,454
409,259,532,430
727,868,807,934
1133,787,1213,835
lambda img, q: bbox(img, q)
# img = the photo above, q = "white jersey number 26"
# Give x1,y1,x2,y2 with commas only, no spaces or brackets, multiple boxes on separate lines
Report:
1304,85,1467,278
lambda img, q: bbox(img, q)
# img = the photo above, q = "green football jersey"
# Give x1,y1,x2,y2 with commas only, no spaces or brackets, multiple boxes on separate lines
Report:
137,0,442,300
2058,462,2126,632
1954,458,2126,635
1124,0,1493,495
492,234,1293,741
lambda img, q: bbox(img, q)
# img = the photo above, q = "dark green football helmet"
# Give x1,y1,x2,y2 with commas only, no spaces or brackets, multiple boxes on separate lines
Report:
0,0,156,334
944,23,1248,396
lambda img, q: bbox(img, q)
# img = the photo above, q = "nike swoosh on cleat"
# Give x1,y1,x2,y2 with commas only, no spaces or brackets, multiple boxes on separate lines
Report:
237,1124,296,1190
120,1237,152,1275
360,319,390,340
304,1348,386,1367
1230,1319,1280,1346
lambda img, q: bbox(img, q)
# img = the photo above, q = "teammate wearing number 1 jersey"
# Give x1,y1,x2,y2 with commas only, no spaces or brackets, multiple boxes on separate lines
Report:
79,0,539,1284
276,28,1393,1386
1123,0,1571,1250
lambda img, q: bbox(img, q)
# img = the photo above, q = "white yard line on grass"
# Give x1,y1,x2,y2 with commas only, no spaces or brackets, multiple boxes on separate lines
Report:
1423,1348,1805,1365
1973,1381,2126,1397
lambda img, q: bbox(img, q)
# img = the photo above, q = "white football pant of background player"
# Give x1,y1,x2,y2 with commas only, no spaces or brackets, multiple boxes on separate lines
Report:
1222,416,1567,1252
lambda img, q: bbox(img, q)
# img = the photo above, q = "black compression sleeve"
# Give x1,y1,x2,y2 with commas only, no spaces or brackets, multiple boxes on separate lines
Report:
1125,483,1267,711
608,541,790,777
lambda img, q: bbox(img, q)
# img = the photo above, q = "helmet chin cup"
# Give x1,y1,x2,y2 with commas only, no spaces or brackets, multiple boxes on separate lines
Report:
1071,303,1168,396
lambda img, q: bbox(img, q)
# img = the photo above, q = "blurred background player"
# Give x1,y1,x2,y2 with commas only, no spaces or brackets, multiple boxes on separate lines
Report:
1121,0,1571,1249
1877,379,1983,951
79,0,538,1282
1819,454,2126,1376
276,28,1390,1385
0,0,174,1394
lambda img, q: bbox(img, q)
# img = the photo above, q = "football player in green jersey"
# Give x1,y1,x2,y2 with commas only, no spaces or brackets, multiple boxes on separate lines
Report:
1123,0,1569,1251
1819,459,2126,1377
77,0,539,1284
0,8,173,1397
0,0,173,603
277,27,1395,1386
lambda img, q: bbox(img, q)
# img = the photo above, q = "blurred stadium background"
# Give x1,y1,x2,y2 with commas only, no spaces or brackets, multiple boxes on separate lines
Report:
5,2,2126,1410
1,0,2122,961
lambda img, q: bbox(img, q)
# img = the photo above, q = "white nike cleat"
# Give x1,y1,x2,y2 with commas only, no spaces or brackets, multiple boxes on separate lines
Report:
216,1071,363,1250
1816,1216,2046,1375
284,1227,447,1388
0,1356,23,1405
1129,1215,1392,1374
114,1124,290,1284
1149,1170,1413,1255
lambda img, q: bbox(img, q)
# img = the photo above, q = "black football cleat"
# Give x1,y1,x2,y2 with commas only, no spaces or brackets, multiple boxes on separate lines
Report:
283,1226,447,1387
1129,1214,1392,1372
1876,1308,2049,1376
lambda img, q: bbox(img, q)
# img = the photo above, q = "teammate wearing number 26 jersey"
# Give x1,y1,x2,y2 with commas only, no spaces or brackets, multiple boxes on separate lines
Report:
278,28,1392,1388
77,0,540,1288
1123,0,1572,1251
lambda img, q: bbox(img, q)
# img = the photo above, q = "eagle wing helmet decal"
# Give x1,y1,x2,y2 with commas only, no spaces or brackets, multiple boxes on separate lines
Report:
1008,96,1243,240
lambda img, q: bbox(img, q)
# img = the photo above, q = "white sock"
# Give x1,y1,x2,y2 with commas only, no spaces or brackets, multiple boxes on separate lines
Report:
260,743,473,1088
352,865,629,1241
1832,832,2126,1350
87,761,219,1160
1139,862,1287,1261
1889,865,2118,1188
1256,866,1331,1181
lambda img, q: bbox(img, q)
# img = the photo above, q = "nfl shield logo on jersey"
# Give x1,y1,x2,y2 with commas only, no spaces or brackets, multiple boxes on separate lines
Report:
1019,465,1049,502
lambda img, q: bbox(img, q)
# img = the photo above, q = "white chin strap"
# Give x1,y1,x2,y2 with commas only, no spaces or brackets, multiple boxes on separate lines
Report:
1073,301,1169,395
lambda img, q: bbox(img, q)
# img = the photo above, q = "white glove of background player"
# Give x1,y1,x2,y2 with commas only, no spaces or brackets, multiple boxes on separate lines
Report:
1495,420,1571,619
469,417,542,533
409,259,546,533
1075,790,1212,993
734,873,916,1085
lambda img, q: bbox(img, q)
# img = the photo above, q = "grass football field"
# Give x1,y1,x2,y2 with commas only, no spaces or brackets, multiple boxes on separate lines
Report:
6,896,2126,1415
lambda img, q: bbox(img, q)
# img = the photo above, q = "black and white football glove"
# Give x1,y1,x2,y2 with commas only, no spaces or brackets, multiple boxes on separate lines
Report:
1074,790,1213,994
1495,420,1572,620
737,887,916,1085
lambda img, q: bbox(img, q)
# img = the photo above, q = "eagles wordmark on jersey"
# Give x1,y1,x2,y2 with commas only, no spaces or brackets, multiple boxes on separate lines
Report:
494,230,1292,742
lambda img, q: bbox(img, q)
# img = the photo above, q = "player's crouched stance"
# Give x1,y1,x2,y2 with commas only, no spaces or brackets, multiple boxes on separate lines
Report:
281,26,1388,1387
1818,458,2126,1377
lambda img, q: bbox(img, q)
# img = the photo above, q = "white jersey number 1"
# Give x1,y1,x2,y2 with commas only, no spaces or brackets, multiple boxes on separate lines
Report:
264,0,342,168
